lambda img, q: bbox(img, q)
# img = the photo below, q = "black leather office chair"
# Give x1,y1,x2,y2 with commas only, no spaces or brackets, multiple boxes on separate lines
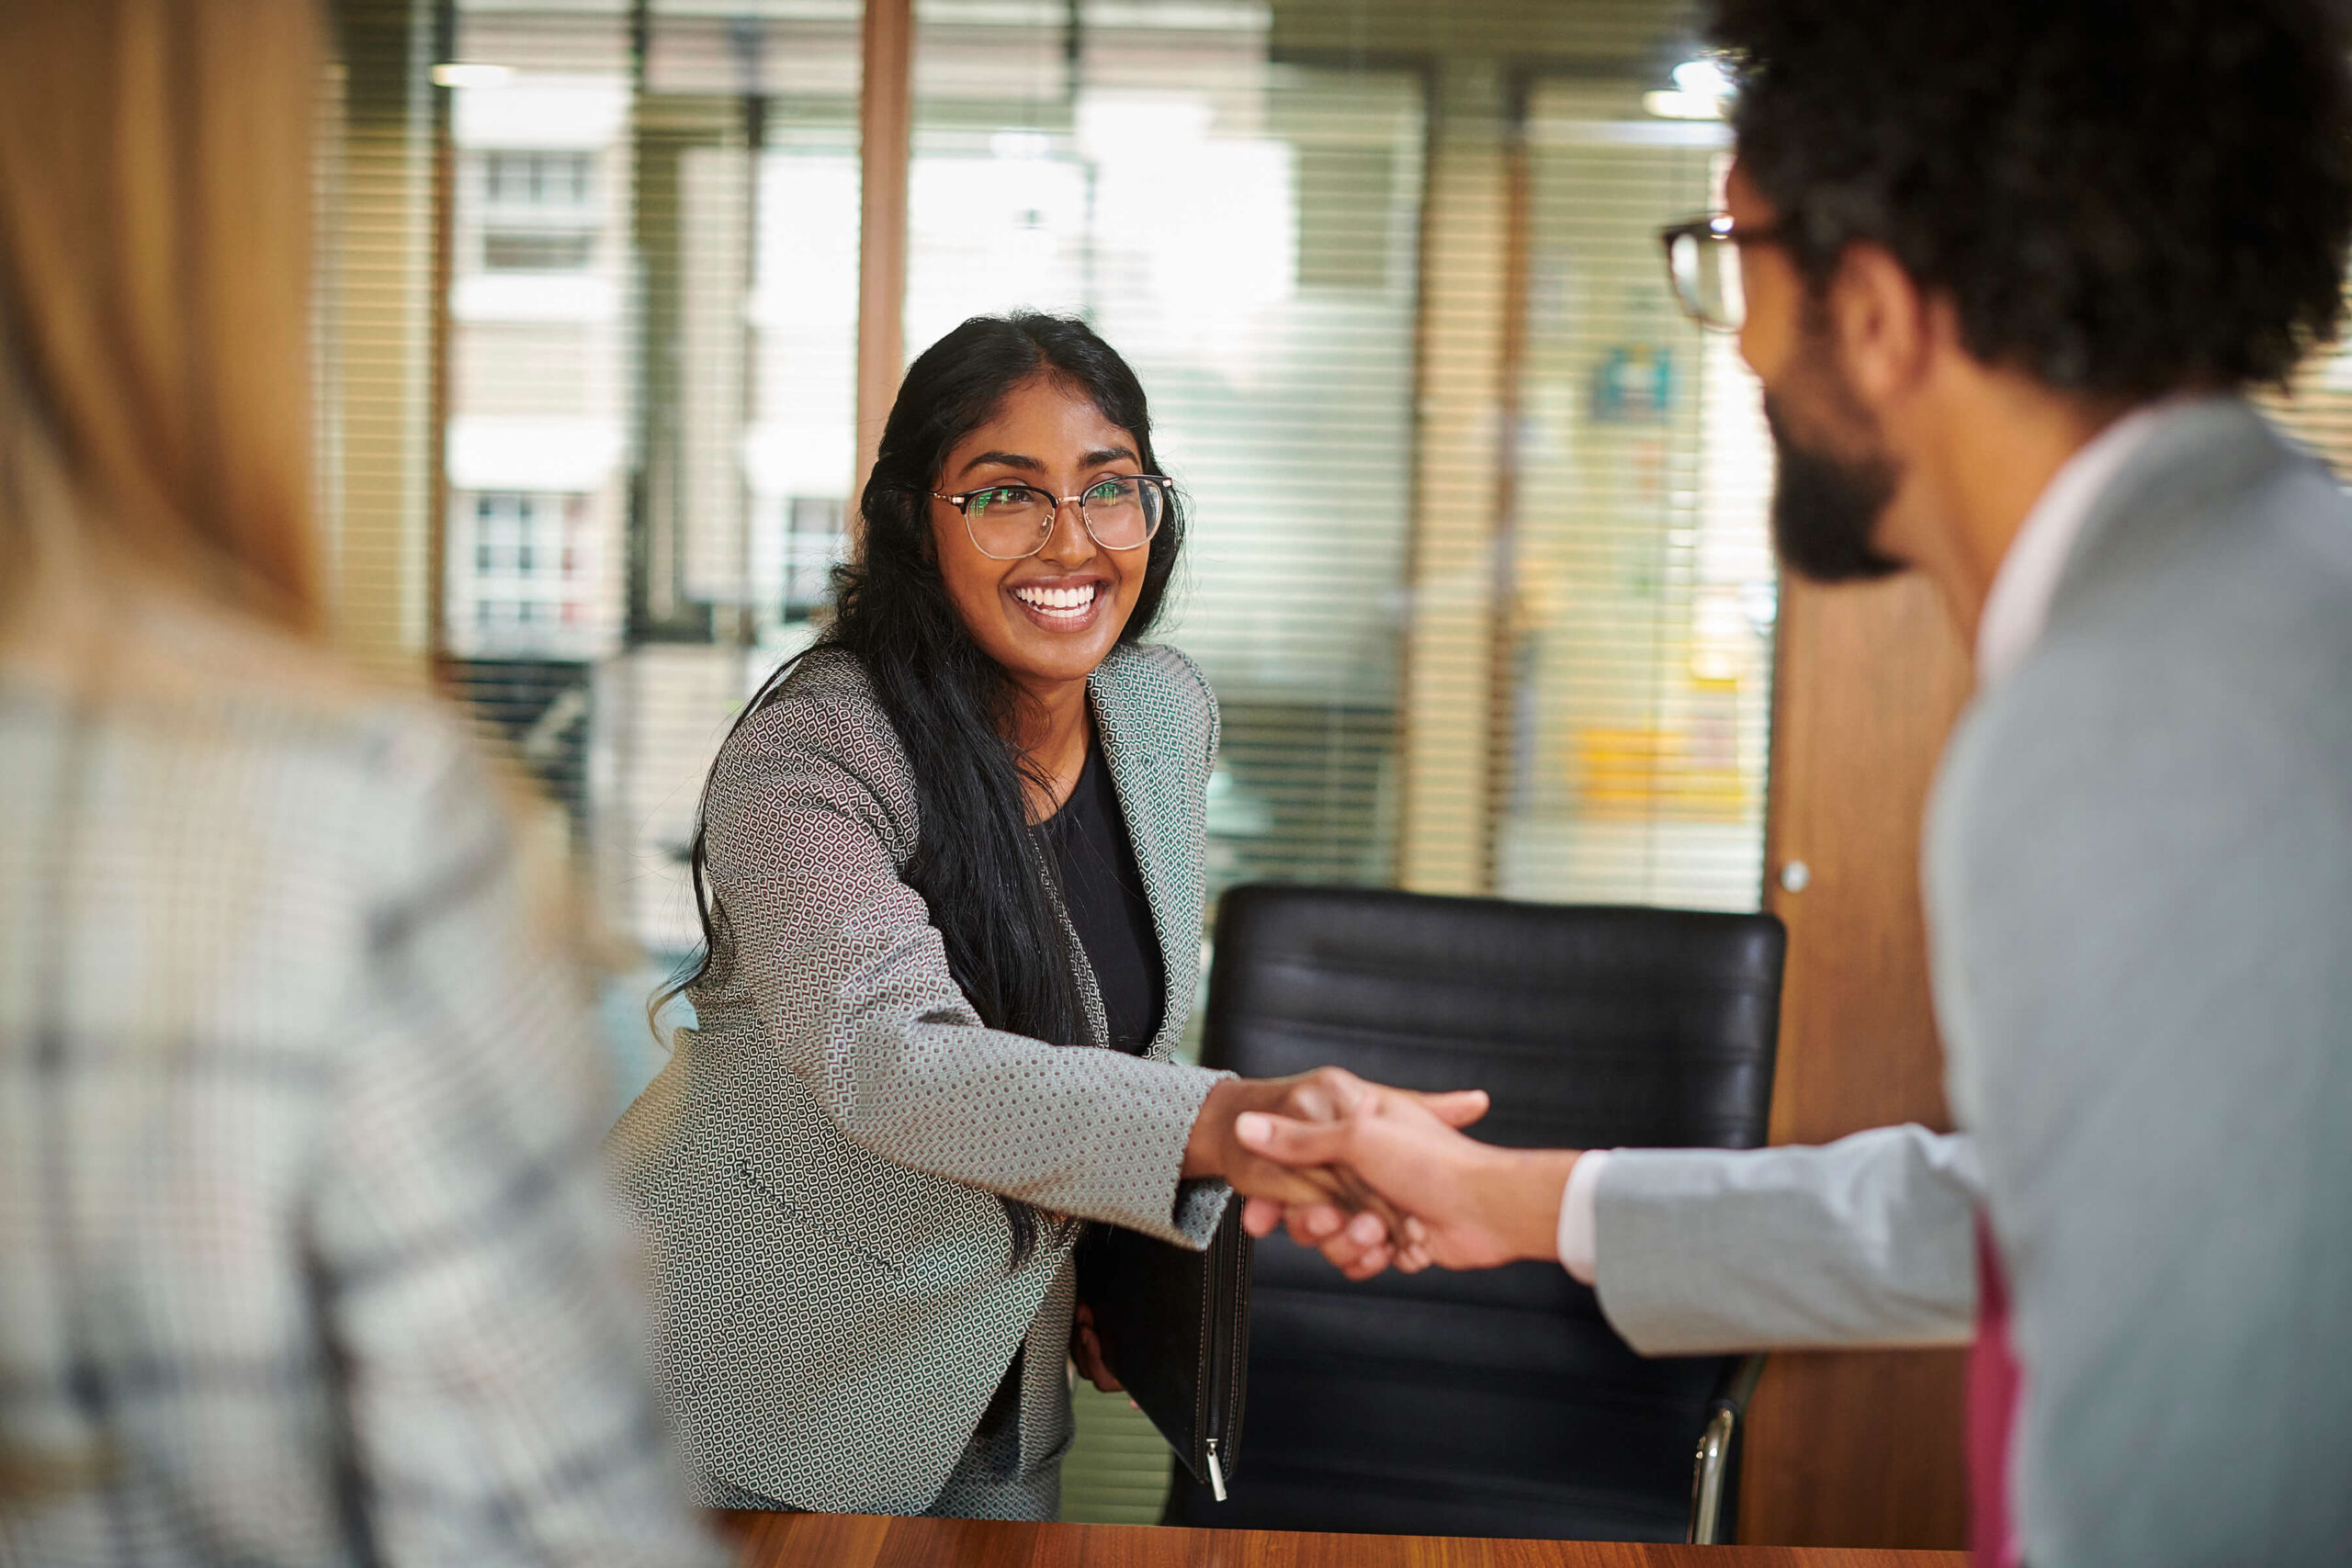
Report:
1166,885,1785,1543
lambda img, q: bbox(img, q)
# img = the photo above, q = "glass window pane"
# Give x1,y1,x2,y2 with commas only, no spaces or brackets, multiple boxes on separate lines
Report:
1500,80,1774,912
909,3,1427,907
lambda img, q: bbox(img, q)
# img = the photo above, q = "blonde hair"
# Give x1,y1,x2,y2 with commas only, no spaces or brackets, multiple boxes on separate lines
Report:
0,0,323,635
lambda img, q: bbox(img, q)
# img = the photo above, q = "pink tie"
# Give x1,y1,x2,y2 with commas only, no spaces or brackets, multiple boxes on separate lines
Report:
1968,1216,2023,1568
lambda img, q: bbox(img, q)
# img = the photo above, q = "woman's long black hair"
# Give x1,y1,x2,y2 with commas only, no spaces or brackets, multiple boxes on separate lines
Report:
656,312,1185,1266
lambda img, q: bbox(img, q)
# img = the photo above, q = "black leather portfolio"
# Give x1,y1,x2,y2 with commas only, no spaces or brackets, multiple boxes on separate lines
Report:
1074,1201,1251,1500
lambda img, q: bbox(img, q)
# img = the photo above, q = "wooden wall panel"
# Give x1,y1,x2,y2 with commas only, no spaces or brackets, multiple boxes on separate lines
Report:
330,0,438,682
1740,569,1975,1549
1395,66,1511,895
852,0,912,508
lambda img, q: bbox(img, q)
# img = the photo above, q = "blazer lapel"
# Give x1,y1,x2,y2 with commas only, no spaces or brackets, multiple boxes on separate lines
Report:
1089,651,1202,1064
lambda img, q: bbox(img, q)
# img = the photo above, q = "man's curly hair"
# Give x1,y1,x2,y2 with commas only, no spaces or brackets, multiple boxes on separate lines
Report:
1710,0,2352,397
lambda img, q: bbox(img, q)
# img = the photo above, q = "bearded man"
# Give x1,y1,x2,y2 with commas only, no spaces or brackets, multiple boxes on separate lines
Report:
1236,3,2352,1564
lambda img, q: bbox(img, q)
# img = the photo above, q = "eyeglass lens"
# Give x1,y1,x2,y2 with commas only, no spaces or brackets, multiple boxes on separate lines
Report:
964,478,1165,558
1668,231,1748,332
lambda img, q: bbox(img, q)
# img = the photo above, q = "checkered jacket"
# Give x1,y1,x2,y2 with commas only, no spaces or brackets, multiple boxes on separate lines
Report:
0,604,724,1566
608,642,1231,1515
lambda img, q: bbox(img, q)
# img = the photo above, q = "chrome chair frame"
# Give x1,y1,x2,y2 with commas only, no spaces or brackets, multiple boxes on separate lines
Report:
1687,1353,1768,1543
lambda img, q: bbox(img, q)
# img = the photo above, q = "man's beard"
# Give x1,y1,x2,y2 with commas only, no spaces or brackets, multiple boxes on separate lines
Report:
1761,378,1905,585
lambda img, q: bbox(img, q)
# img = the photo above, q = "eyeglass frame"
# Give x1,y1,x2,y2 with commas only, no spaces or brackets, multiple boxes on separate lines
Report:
928,473,1175,561
1657,212,1789,333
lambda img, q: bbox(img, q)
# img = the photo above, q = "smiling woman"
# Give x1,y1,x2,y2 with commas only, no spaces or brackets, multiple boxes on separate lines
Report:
607,313,1480,1521
922,377,1173,814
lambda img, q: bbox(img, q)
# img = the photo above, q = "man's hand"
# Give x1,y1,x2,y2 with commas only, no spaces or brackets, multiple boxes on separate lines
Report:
1234,1088,1580,1274
1182,1068,1489,1274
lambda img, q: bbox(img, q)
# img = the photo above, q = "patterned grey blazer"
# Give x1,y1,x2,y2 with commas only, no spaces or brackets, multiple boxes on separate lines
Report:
608,639,1233,1515
1,597,722,1568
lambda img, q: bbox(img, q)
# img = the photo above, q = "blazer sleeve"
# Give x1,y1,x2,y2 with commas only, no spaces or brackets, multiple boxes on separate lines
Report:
316,716,727,1568
700,683,1229,1249
1590,1123,1983,1354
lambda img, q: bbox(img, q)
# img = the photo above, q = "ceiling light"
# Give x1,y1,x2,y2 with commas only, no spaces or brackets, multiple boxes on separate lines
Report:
1644,90,1724,121
1671,58,1732,97
1647,56,1732,120
433,62,514,88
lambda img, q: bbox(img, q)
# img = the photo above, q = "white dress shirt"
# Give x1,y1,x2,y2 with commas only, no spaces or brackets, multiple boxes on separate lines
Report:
1554,400,2177,1283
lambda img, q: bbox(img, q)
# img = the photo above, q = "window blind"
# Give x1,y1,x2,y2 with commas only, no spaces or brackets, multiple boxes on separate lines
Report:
1503,79,1772,911
2262,337,2352,474
907,1,1428,914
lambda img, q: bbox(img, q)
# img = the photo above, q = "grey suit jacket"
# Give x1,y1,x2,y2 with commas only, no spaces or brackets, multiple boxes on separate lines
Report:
1593,400,2352,1565
608,640,1232,1515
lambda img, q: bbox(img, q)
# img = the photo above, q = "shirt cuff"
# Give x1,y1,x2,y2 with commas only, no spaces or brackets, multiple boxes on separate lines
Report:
1555,1148,1612,1284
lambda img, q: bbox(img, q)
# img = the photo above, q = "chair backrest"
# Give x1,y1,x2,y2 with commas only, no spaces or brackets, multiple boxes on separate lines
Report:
1169,885,1785,1540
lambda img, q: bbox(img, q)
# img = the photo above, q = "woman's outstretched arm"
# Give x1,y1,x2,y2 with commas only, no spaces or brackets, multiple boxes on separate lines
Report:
700,686,1469,1247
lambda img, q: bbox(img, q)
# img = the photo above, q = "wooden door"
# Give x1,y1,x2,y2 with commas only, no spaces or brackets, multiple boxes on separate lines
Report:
1738,569,1975,1548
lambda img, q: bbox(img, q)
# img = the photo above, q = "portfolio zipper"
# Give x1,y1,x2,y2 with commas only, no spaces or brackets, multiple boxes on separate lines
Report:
1201,1210,1243,1502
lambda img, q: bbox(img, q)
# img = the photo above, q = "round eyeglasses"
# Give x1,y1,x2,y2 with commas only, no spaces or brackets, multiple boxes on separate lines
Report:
1658,212,1784,333
932,474,1172,561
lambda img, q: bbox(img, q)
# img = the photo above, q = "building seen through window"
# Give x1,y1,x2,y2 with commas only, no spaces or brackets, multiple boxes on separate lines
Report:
485,148,596,205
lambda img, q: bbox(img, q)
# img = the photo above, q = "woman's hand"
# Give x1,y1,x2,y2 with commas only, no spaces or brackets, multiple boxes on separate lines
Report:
1182,1067,1489,1272
1071,1300,1123,1394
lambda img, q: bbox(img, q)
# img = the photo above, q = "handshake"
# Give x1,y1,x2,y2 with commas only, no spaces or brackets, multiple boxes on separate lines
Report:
1079,1068,1583,1394
1183,1067,1583,1281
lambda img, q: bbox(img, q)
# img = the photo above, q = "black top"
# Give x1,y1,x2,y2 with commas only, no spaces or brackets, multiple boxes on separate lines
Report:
1040,740,1165,1055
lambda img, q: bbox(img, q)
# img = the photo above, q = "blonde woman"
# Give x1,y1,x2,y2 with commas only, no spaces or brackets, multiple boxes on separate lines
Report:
0,3,718,1562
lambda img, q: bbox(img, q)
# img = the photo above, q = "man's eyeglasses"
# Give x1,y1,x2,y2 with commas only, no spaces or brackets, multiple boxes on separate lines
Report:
1658,213,1785,333
931,475,1173,561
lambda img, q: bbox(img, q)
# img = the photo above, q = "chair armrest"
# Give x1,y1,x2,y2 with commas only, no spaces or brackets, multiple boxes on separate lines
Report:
1712,1351,1768,1416
1688,1354,1767,1544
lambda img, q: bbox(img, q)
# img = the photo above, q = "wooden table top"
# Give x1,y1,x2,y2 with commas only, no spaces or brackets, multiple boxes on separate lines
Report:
722,1513,1970,1568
